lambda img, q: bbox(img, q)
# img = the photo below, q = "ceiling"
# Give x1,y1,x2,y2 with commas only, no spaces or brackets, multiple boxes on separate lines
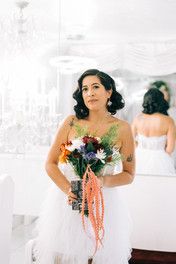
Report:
1,0,176,42
1,0,176,75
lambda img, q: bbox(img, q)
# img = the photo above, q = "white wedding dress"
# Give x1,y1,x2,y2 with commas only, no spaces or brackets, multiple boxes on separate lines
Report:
135,134,176,175
32,160,132,264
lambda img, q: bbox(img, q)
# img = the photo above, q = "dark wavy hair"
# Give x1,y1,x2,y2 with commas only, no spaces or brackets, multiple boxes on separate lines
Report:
73,69,125,119
142,88,169,115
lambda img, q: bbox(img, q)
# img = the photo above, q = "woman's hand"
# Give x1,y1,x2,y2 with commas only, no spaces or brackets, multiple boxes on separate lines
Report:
67,188,77,205
97,176,104,188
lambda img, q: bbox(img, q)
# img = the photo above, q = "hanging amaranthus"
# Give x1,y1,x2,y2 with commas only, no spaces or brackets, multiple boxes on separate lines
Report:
81,165,105,255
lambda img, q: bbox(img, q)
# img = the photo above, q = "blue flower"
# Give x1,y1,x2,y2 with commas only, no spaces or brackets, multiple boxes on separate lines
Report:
85,152,96,161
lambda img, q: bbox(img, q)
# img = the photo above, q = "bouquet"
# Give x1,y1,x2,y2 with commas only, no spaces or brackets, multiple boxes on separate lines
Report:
59,124,121,254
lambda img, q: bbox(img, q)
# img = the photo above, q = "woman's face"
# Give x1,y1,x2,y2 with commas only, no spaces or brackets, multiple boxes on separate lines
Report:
82,75,112,111
160,88,169,102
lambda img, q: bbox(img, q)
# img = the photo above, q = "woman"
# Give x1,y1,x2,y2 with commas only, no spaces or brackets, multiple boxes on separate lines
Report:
31,69,135,264
149,80,171,104
132,88,176,176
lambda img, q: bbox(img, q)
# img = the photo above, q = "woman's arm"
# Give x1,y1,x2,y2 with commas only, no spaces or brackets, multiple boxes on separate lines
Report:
131,117,138,146
166,117,176,154
103,121,135,187
45,115,75,194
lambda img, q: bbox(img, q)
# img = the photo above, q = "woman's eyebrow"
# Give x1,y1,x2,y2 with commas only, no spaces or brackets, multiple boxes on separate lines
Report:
82,83,100,88
91,83,100,86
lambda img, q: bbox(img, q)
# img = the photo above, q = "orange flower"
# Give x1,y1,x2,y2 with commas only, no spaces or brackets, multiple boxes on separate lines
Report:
59,143,71,163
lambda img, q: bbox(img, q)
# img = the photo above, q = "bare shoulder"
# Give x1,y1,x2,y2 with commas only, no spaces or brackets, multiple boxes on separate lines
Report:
111,118,132,138
46,115,78,163
55,115,78,137
113,118,131,131
162,114,175,126
60,114,78,127
134,113,144,121
167,116,176,131
167,115,175,125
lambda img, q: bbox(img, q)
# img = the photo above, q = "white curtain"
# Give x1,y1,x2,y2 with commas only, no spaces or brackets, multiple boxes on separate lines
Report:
69,40,176,76
123,41,176,75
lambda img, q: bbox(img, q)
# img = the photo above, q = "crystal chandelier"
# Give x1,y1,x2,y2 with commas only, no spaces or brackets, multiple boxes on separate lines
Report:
0,0,48,58
0,1,60,154
13,1,31,50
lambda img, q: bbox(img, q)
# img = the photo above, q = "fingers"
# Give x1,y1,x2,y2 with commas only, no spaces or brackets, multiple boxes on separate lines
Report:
67,197,77,205
68,195,77,202
97,176,104,188
68,190,77,200
68,199,72,205
67,190,77,205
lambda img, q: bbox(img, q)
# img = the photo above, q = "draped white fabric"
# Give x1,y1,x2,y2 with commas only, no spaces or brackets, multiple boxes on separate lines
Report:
123,41,176,75
69,40,176,76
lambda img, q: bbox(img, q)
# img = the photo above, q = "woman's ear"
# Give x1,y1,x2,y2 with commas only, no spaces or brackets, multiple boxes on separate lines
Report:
107,89,112,98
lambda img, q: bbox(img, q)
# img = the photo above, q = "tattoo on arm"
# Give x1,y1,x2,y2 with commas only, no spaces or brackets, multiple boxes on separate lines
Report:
69,118,74,127
127,154,133,162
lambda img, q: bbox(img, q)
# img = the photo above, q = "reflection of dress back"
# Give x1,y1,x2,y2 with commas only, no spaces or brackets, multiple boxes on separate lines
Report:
136,134,176,175
137,134,167,151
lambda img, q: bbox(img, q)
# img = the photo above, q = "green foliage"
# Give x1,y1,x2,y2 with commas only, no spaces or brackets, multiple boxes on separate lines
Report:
101,124,119,147
74,124,89,137
74,123,119,143
89,160,105,176
86,142,95,152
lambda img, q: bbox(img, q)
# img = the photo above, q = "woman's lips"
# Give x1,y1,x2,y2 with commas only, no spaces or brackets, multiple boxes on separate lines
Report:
88,99,98,103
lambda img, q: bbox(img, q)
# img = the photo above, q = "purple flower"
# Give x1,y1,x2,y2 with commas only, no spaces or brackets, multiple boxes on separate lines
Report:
85,152,96,161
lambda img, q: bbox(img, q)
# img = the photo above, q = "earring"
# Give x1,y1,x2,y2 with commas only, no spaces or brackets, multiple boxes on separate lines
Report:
107,98,112,106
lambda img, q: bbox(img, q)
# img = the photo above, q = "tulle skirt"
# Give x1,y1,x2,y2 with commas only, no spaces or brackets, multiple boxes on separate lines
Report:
136,147,176,176
33,178,132,264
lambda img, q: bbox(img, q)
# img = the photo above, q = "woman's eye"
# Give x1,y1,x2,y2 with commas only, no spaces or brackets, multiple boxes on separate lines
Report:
82,87,88,92
93,85,99,89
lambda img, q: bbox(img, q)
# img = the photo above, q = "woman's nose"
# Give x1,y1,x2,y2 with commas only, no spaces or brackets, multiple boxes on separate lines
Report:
87,89,95,96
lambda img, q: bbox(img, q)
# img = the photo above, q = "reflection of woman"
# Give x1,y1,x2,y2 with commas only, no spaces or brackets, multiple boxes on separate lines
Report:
150,80,171,103
149,80,176,123
148,81,176,168
132,88,176,175
30,69,135,264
